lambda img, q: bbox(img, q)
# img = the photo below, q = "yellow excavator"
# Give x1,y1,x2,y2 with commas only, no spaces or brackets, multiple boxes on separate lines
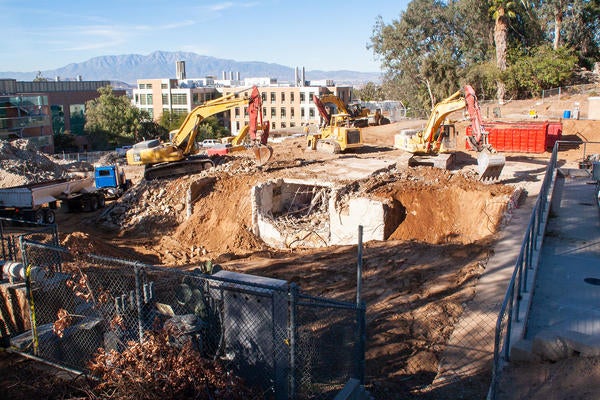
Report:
307,94,363,154
126,86,272,179
394,85,505,181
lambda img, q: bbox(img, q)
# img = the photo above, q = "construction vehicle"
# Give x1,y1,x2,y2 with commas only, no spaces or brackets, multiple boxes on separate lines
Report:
94,165,132,199
0,176,106,224
126,86,272,179
206,87,272,164
394,85,505,181
307,95,363,154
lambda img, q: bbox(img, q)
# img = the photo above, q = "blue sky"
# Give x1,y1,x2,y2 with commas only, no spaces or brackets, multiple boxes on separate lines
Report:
0,0,409,73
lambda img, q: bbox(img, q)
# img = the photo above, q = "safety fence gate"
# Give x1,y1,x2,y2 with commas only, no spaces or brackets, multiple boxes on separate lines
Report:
1,239,365,400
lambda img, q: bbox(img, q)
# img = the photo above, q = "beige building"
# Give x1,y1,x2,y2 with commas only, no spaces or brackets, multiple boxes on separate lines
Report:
132,77,353,136
132,78,220,120
222,85,353,134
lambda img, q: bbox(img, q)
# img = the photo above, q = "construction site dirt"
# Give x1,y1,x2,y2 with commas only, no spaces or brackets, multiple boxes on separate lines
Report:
2,103,600,399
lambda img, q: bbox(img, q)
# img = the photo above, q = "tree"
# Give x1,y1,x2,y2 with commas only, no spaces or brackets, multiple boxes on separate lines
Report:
490,0,517,103
354,82,385,101
369,0,466,110
159,110,187,132
33,71,48,82
84,86,148,150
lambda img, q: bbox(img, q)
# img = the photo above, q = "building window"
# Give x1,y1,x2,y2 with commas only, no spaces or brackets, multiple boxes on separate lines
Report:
301,108,305,117
281,122,286,128
140,96,147,105
139,83,146,89
263,107,267,117
290,122,295,127
280,107,286,117
146,94,153,104
236,121,240,130
261,92,267,102
291,93,295,102
162,94,169,104
281,93,285,102
291,108,295,118
235,107,240,117
309,108,315,117
244,106,248,117
270,92,276,103
270,107,276,118
161,83,168,89
147,84,153,89
171,93,187,105
271,121,276,129
69,104,85,135
300,93,305,102
135,94,139,103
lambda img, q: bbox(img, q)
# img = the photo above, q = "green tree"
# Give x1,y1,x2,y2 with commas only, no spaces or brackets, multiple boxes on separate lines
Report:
504,45,578,97
490,0,518,103
355,82,385,101
159,110,187,132
84,86,147,150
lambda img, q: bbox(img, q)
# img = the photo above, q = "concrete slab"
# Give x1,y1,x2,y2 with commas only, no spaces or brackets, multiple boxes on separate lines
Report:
294,157,396,181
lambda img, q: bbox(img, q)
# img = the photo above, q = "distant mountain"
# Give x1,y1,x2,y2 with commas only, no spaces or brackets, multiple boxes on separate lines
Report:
0,50,381,86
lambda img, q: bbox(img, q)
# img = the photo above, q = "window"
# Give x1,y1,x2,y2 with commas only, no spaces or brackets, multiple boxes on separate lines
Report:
235,107,240,117
261,92,267,102
270,92,276,103
140,96,147,105
301,108,305,117
146,94,153,104
263,107,267,117
309,108,315,117
147,84,153,89
280,107,286,117
271,107,276,118
171,93,187,105
139,83,146,89
291,93,295,102
135,94,139,103
300,93,305,102
162,94,169,104
161,83,168,89
244,106,248,117
271,122,276,129
290,108,295,118
290,122,295,128
281,93,285,102
281,122,286,128
236,121,240,130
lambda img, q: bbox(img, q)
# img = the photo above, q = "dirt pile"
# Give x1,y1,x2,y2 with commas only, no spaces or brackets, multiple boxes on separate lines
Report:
0,139,92,188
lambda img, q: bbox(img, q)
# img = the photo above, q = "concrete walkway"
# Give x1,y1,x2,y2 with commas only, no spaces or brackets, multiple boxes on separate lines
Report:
524,169,600,355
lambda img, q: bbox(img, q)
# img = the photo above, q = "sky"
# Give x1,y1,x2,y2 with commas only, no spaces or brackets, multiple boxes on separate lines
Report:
0,0,410,73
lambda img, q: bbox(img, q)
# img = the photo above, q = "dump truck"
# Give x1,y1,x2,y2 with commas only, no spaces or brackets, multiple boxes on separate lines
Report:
0,176,105,224
94,165,132,199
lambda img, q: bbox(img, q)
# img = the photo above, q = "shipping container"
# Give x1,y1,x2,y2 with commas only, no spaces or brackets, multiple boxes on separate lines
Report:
466,121,562,153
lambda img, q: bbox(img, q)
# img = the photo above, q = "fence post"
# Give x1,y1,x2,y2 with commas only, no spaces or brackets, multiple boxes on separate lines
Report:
356,225,363,306
289,283,299,399
134,264,144,343
356,301,366,385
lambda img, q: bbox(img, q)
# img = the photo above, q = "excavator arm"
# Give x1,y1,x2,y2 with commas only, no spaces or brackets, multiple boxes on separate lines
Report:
172,88,256,155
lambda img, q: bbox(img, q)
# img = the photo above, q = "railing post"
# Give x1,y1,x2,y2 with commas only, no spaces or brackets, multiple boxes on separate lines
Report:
356,225,363,306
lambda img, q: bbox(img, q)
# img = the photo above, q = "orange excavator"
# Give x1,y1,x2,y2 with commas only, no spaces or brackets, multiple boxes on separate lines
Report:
126,86,272,179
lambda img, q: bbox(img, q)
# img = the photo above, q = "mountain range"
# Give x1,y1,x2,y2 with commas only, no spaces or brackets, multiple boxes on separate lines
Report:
0,50,381,87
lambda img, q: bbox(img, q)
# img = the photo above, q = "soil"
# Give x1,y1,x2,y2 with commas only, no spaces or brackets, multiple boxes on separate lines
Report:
2,95,600,399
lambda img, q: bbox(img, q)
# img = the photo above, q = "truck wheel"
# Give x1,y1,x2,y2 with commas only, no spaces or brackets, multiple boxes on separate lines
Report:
34,210,45,224
44,209,56,224
98,194,106,208
90,196,99,211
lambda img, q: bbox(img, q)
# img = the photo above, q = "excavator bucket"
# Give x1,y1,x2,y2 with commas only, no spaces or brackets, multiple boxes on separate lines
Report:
477,150,505,181
252,144,273,166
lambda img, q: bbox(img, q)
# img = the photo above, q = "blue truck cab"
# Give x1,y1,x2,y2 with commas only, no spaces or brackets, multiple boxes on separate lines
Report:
94,165,131,199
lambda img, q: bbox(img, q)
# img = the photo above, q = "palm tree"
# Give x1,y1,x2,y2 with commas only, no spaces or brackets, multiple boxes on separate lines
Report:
490,0,517,103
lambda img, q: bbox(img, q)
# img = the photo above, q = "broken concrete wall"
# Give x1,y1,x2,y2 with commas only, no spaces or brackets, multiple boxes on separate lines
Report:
252,179,401,248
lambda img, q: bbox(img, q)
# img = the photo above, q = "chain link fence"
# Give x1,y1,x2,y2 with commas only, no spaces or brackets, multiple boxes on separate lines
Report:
1,239,365,399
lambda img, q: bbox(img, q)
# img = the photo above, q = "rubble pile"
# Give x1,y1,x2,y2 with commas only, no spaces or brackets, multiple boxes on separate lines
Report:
97,177,189,233
0,139,92,188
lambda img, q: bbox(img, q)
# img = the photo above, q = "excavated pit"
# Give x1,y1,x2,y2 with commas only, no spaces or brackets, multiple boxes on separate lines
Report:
251,173,514,249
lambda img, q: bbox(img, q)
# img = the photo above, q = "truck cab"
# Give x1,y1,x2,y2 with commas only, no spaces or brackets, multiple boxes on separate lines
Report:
94,165,131,199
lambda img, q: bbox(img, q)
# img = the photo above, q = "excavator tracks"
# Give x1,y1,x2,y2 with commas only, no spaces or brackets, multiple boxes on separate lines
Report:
316,139,342,154
144,157,215,180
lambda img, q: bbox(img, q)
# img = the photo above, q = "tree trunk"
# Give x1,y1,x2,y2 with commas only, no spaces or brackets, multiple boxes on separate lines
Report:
554,7,563,50
494,7,508,104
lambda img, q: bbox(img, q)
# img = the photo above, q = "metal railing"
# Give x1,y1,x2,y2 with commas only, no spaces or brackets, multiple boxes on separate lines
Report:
489,140,600,399
5,239,365,399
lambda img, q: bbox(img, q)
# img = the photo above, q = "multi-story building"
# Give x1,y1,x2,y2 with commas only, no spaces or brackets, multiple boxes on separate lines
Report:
221,84,353,135
132,78,220,120
0,78,123,152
